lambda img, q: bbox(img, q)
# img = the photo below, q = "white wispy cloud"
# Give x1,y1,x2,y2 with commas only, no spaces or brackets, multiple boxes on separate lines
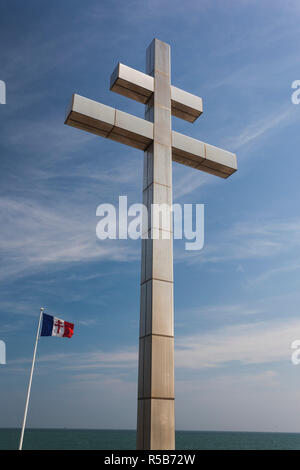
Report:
178,217,300,266
249,262,300,285
10,314,300,373
172,104,297,199
223,107,297,151
175,302,264,322
173,168,213,200
175,317,300,369
0,195,139,281
176,370,280,394
10,348,138,372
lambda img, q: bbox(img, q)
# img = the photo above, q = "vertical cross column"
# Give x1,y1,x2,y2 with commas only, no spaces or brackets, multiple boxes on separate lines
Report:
137,39,175,450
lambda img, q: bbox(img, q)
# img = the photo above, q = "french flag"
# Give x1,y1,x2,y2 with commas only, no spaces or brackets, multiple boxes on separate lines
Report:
41,313,74,338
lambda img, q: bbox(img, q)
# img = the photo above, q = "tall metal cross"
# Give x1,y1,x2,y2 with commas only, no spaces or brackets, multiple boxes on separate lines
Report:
65,38,237,450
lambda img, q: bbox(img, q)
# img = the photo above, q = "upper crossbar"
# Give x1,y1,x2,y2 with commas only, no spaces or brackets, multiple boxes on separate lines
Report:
110,63,203,123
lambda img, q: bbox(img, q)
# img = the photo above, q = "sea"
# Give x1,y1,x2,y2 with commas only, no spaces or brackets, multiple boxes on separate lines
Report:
1,429,300,450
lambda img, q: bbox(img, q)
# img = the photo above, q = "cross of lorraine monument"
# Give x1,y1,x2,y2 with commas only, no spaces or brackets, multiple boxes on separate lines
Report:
65,38,237,450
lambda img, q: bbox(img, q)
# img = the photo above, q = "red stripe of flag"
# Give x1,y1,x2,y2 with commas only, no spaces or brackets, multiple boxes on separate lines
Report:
63,321,74,338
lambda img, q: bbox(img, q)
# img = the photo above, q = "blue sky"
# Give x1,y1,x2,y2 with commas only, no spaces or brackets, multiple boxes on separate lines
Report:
1,0,300,432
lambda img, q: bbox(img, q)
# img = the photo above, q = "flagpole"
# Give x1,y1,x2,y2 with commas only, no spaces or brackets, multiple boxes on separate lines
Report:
18,307,44,451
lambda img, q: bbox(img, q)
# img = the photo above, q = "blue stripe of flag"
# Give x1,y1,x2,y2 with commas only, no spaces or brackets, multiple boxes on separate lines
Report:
40,313,54,336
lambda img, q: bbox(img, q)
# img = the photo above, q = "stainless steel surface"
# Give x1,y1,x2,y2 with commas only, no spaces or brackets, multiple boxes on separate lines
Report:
65,95,236,177
110,62,203,122
137,38,175,451
64,38,237,451
65,94,153,150
172,131,237,177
